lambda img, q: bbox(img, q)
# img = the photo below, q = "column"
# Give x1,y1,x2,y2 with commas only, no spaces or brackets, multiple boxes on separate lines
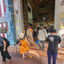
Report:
54,0,61,31
23,0,28,29
13,0,24,38
28,1,33,24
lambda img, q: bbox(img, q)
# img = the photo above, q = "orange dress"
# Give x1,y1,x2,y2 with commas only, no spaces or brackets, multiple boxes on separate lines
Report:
20,37,30,54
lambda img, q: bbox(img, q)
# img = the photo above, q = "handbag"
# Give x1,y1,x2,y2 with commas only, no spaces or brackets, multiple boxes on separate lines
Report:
36,40,39,45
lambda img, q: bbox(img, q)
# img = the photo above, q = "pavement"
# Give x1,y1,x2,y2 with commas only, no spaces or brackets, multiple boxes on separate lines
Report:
0,45,42,64
0,44,64,64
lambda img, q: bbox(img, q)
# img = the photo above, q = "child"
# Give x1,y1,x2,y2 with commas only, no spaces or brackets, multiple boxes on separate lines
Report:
18,30,30,59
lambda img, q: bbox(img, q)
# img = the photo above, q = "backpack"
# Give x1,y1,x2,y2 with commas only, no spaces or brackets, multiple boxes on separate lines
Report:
3,38,10,47
36,40,39,45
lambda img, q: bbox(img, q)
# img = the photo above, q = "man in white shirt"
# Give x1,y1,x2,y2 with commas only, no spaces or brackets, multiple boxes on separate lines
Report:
38,25,47,50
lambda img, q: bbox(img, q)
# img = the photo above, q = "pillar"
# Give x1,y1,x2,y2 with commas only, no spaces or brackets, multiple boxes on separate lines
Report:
13,0,24,38
23,0,28,29
54,0,62,31
28,1,33,24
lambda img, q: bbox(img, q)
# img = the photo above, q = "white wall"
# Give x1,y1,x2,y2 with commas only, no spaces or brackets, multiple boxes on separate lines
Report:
54,0,62,31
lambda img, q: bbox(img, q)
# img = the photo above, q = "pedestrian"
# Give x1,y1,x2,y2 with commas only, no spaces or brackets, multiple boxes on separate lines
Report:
0,36,11,64
18,30,30,59
46,29,61,64
36,27,40,39
27,23,34,46
38,24,47,50
33,27,37,42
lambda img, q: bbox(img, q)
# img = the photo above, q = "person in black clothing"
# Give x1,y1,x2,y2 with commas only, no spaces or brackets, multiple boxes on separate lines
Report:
33,27,37,42
0,36,11,64
46,29,61,64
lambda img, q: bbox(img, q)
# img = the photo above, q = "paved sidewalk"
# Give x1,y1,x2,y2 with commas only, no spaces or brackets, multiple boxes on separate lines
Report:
0,45,64,64
0,46,42,64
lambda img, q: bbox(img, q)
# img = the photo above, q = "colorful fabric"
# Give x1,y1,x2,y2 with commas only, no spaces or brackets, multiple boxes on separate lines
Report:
36,40,39,45
19,33,30,54
0,0,6,17
20,39,30,54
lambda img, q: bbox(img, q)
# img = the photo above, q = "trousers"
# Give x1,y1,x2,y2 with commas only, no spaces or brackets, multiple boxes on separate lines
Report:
47,51,57,64
0,47,11,62
39,40,45,50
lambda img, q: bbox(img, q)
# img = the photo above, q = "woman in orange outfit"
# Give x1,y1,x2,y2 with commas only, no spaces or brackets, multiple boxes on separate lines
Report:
18,30,30,59
27,23,34,46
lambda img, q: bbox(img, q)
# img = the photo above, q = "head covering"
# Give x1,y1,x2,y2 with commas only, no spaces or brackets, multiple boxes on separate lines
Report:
19,33,24,38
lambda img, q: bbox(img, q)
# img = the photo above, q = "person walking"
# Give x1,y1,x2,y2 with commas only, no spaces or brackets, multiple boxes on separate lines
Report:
27,23,34,46
18,30,30,59
46,29,61,64
0,36,11,64
33,27,37,42
38,24,47,50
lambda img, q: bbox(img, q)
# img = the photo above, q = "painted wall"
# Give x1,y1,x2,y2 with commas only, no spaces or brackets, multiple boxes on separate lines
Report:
6,0,16,45
0,0,16,45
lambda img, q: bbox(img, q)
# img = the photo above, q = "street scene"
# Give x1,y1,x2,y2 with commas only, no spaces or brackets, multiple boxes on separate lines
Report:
0,44,64,64
0,0,64,64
